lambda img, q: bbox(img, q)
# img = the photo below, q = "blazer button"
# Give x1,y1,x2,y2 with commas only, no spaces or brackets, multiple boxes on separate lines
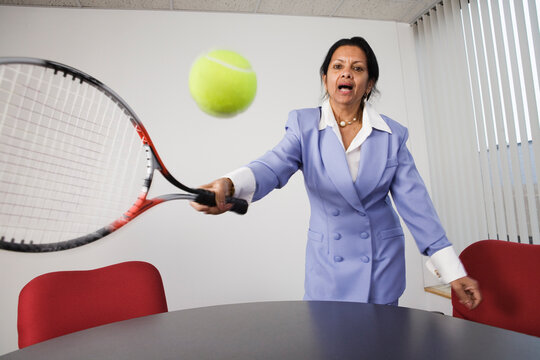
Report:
332,209,340,216
333,233,342,240
360,232,369,239
360,256,370,263
358,212,366,217
334,256,344,263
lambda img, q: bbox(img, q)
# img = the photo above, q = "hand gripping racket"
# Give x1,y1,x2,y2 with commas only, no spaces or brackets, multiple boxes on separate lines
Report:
0,58,248,253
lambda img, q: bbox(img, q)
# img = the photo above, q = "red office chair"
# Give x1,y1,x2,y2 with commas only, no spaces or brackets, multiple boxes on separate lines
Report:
452,240,540,337
18,261,168,348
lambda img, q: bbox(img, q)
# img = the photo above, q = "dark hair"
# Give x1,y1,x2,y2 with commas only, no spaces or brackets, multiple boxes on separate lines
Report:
320,36,379,101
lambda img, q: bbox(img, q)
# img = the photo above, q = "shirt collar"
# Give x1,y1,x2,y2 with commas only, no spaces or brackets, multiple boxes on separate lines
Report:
319,98,392,134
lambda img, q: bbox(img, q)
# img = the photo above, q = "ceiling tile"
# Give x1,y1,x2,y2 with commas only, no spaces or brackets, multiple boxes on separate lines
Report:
257,0,342,17
79,0,170,10
0,0,439,23
333,0,402,21
405,0,439,23
0,0,80,6
334,0,434,22
173,0,258,13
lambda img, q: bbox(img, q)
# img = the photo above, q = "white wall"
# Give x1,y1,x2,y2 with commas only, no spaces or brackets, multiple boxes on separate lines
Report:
0,6,447,354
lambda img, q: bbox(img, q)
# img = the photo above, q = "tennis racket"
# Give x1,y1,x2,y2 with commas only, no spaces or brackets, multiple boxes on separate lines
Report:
0,57,248,253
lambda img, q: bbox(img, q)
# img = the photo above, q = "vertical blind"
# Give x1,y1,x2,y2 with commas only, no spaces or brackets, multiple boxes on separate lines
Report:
414,0,539,251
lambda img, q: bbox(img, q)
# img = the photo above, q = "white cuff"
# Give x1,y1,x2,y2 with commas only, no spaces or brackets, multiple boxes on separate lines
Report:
224,167,256,203
425,246,467,284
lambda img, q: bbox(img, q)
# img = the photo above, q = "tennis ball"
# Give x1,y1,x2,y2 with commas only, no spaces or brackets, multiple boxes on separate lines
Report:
189,49,257,117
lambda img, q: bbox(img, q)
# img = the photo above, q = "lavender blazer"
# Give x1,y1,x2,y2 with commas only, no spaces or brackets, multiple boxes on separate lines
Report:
247,107,451,304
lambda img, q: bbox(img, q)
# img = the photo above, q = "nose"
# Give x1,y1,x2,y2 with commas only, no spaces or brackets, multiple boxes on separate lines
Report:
341,71,352,78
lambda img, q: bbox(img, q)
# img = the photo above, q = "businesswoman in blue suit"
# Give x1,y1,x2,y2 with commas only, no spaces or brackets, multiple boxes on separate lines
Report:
192,37,481,309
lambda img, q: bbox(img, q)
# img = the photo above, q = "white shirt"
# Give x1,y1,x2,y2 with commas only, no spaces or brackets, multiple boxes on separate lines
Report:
320,99,392,181
226,100,466,284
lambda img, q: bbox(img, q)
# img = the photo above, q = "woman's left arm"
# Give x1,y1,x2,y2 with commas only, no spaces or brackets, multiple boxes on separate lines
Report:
389,128,451,256
389,128,482,309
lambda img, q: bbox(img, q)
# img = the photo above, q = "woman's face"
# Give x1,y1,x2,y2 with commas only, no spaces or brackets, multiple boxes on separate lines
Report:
323,45,373,110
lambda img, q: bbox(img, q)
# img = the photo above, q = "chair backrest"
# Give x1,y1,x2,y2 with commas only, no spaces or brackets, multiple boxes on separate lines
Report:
452,240,540,337
18,261,168,348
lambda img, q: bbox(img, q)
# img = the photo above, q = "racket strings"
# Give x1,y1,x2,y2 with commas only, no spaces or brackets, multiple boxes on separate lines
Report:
0,68,133,190
0,82,107,140
0,64,147,245
0,165,131,213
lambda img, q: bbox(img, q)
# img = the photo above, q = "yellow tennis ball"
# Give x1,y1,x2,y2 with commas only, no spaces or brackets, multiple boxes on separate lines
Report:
189,50,257,117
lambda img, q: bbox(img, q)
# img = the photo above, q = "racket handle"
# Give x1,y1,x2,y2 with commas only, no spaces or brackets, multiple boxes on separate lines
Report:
194,189,249,215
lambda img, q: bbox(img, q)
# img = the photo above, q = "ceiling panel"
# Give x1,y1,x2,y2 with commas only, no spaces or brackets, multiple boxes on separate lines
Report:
0,0,439,23
173,0,258,13
0,0,80,6
80,0,170,10
257,0,342,17
333,0,434,23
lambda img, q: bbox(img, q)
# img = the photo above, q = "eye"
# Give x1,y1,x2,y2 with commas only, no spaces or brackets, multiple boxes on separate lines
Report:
354,66,364,72
332,63,343,70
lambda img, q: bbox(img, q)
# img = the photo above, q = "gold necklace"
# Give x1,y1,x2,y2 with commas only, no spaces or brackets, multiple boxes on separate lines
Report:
339,117,358,127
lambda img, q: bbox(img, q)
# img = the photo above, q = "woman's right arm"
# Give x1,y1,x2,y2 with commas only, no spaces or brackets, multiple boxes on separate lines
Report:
191,110,303,215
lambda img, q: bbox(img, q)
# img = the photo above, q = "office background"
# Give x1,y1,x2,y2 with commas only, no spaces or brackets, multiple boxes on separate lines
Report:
3,1,538,354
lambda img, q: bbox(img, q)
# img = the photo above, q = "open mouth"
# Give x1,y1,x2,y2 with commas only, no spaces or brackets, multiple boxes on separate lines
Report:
338,84,353,91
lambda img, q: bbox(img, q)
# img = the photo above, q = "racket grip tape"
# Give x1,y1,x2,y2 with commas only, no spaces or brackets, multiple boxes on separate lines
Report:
194,189,248,215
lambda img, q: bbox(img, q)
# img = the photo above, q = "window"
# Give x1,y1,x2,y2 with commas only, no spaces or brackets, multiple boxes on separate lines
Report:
414,0,539,251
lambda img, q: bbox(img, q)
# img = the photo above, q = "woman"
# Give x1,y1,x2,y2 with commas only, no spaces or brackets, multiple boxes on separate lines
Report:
191,37,481,309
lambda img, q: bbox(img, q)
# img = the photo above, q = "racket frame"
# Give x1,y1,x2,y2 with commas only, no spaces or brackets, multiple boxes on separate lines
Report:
0,57,245,252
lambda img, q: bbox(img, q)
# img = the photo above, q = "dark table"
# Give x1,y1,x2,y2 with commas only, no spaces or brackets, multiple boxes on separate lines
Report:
2,301,539,359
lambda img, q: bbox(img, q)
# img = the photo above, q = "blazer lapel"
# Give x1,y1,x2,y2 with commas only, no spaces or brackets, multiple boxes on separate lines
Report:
319,128,364,211
355,129,389,201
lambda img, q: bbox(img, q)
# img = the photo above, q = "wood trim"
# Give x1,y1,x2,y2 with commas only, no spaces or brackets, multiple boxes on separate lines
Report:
424,284,451,299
